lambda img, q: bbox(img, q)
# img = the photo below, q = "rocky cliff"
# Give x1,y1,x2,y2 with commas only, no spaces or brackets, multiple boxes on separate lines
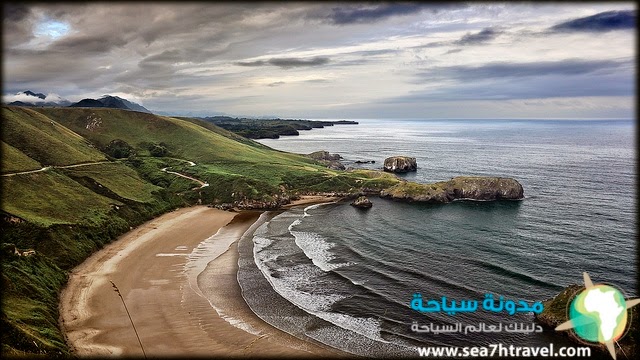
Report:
307,151,345,170
383,156,417,173
350,196,373,208
380,176,524,203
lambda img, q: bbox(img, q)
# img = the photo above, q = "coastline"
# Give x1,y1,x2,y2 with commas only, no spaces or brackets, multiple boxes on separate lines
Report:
59,200,347,357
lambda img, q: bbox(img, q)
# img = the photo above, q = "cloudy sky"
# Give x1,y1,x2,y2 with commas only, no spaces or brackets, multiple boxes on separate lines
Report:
2,2,636,119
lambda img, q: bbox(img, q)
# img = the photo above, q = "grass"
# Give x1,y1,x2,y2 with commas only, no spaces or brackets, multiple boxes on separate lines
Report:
1,141,42,174
2,107,106,166
32,107,316,167
1,170,119,226
2,255,68,356
61,162,162,203
383,181,443,197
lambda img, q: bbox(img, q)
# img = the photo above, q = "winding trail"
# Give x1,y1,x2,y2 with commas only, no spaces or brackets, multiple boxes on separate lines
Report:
160,167,209,189
2,158,209,190
2,161,112,177
160,159,209,189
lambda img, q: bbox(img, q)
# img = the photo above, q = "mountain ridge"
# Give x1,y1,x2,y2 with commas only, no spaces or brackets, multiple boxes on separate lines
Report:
5,90,151,113
68,95,152,113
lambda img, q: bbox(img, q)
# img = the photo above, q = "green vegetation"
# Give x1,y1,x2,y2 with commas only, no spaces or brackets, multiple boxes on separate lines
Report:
381,176,524,202
0,105,398,356
383,181,443,198
1,171,119,226
61,162,162,204
2,107,106,166
1,141,41,174
199,116,358,139
104,139,134,158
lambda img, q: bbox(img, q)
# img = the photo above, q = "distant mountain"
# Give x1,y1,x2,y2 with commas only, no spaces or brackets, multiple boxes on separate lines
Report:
69,98,106,108
68,95,151,113
23,90,46,99
6,90,71,107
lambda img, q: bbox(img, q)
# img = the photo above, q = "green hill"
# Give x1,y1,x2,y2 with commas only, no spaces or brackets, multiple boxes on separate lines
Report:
32,107,307,165
2,107,106,167
0,105,399,356
1,141,41,174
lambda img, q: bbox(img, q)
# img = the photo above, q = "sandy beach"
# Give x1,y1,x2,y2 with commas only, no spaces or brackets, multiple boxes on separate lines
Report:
59,203,346,357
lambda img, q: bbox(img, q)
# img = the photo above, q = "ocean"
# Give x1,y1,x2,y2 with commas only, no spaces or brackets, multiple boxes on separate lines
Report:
233,119,635,356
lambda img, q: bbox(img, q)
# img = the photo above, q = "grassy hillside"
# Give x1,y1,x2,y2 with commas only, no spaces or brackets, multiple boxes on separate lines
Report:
33,107,314,166
1,170,119,226
2,107,106,166
0,105,401,356
1,141,41,174
60,162,162,204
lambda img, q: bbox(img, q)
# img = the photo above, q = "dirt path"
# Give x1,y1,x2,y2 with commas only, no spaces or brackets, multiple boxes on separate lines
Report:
2,159,209,190
160,167,209,189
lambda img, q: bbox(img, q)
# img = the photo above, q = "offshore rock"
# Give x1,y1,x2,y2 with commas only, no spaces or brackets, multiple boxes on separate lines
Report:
307,150,342,161
380,176,524,203
350,196,373,209
308,151,345,170
327,161,346,170
383,156,417,173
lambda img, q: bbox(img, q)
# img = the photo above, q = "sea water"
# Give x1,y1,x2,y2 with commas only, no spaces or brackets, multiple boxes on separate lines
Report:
236,119,635,356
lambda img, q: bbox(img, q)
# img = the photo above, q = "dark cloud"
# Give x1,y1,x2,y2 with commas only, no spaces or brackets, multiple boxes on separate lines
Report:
390,71,633,103
416,59,631,81
267,81,285,87
138,47,228,68
454,27,503,45
269,57,330,68
3,3,31,21
2,3,35,47
51,34,128,53
411,27,503,49
325,3,426,25
344,49,398,56
444,49,462,55
550,10,636,32
396,58,634,103
235,57,330,69
235,60,267,67
303,3,468,25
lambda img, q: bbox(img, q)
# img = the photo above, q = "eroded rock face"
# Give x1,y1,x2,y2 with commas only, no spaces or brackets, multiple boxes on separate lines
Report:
308,151,342,161
308,151,345,170
350,196,373,209
447,176,524,201
379,176,524,203
383,156,417,173
327,161,345,170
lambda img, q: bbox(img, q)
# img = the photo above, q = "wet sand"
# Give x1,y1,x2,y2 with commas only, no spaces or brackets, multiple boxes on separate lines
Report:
59,205,345,357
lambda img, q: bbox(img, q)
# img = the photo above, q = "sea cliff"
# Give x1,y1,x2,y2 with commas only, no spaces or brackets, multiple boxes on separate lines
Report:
380,176,524,203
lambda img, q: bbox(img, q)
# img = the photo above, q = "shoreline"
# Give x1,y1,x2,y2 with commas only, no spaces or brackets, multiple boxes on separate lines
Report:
59,199,347,357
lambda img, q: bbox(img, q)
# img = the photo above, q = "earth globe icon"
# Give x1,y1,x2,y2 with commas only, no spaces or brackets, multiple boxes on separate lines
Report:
556,272,640,360
568,284,626,343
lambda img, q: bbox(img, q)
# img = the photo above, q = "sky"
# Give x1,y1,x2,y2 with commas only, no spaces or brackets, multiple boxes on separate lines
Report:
2,2,637,119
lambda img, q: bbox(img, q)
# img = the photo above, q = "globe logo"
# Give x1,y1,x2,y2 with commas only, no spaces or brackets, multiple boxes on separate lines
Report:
556,272,639,360
569,285,626,343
